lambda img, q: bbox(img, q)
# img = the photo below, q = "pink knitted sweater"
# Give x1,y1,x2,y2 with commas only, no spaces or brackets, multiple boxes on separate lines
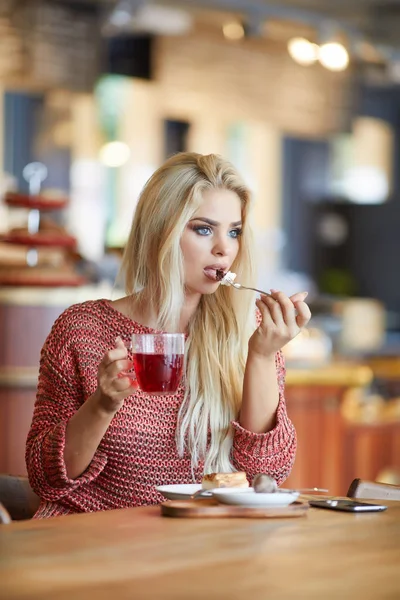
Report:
26,300,296,518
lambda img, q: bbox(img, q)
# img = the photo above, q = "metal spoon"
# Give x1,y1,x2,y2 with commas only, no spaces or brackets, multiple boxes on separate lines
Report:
191,490,213,499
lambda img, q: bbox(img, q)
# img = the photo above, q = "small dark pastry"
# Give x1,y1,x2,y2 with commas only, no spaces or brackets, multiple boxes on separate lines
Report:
252,474,278,493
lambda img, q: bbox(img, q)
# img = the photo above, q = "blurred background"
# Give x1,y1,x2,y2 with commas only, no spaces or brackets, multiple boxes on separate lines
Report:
0,0,400,494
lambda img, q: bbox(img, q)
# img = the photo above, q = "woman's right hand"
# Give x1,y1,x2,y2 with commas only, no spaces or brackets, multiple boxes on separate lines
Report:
94,337,138,414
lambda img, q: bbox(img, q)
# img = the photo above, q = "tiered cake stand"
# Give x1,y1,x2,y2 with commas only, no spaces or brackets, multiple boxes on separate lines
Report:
0,163,85,287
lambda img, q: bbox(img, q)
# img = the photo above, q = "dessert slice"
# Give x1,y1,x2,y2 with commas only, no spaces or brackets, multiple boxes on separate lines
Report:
215,269,237,285
201,471,249,490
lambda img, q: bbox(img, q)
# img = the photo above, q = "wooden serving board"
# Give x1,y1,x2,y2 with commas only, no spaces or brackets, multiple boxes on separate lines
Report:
161,498,309,519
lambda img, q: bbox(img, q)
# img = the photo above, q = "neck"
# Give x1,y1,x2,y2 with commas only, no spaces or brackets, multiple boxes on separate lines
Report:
179,290,202,332
113,290,202,333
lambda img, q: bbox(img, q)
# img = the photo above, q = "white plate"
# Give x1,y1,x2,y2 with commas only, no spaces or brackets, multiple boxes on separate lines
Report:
211,487,299,507
156,484,202,500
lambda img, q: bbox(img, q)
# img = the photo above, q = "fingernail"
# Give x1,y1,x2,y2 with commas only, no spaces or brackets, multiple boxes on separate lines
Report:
270,288,278,293
302,291,309,298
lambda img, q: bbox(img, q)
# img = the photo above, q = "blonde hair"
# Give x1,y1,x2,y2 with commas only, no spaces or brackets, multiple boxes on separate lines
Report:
121,152,256,473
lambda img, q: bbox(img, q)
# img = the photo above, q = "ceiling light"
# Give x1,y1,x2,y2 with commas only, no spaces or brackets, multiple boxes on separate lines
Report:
319,42,349,71
287,37,319,66
110,8,132,27
343,166,389,204
99,142,131,168
329,117,393,204
134,4,192,36
104,2,192,36
223,22,245,41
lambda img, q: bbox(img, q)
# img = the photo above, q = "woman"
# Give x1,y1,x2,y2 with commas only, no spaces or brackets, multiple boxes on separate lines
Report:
26,152,311,518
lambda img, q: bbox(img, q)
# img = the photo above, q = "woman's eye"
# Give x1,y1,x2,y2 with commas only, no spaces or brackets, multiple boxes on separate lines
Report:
193,226,212,236
229,228,242,239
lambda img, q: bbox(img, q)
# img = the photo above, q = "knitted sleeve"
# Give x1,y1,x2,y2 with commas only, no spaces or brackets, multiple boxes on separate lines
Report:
25,310,107,502
231,350,296,485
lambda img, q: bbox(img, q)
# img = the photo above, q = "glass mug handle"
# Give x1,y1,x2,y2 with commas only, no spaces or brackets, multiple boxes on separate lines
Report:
115,336,138,389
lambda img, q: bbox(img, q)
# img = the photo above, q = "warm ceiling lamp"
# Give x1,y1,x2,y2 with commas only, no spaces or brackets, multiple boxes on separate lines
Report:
330,117,394,204
318,42,349,71
287,37,319,66
99,141,131,167
223,21,245,41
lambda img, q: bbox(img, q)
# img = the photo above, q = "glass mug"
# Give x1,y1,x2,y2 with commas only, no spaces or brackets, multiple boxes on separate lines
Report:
130,333,185,395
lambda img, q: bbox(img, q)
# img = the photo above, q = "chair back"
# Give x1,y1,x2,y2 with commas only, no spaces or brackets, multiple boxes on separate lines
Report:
347,478,400,501
0,474,40,523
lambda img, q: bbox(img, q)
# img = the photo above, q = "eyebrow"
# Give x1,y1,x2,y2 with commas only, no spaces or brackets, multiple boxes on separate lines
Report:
189,217,242,227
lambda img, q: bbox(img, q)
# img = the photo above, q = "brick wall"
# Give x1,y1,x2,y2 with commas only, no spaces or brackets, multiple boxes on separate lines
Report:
154,26,353,137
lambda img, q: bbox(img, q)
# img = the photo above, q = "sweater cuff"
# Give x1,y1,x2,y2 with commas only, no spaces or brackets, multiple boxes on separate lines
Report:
231,394,294,457
41,421,108,491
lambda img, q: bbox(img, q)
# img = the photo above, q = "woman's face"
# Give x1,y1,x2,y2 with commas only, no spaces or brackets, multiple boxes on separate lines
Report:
180,188,242,297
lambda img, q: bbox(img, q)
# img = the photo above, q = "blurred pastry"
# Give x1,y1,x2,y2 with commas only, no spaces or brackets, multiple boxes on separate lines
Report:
0,265,85,287
2,228,76,248
252,473,278,493
201,472,249,490
0,242,65,268
5,191,67,210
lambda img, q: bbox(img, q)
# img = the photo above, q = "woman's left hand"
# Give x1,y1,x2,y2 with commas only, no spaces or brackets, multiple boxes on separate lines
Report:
248,290,311,358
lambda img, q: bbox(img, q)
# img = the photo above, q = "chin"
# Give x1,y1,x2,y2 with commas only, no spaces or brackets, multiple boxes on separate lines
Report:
186,280,218,296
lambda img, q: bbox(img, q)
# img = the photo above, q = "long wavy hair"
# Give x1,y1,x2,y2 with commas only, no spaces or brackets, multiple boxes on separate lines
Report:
121,152,256,473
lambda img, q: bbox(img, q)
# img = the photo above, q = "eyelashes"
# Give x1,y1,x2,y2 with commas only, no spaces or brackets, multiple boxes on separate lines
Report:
190,225,211,236
190,225,243,238
229,228,242,239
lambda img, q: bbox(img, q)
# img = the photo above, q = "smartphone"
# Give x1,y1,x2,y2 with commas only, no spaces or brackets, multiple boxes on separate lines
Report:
309,499,387,513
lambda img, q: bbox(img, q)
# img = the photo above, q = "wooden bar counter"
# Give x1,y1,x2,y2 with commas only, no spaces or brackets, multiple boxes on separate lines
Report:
284,362,374,495
1,500,399,599
0,285,116,475
285,362,400,494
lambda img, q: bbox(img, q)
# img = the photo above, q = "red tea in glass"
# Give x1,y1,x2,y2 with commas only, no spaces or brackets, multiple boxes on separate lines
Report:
131,333,185,395
132,352,184,394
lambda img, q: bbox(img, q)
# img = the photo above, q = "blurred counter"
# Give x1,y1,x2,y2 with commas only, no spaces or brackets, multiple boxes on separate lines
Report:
0,284,122,475
0,362,374,389
0,282,121,306
0,283,122,373
286,362,373,387
365,356,400,380
284,358,400,496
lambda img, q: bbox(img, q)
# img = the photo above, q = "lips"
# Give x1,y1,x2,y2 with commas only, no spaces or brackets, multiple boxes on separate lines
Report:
203,265,228,282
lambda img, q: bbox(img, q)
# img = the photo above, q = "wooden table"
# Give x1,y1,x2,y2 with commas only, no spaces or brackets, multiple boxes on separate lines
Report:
1,500,400,600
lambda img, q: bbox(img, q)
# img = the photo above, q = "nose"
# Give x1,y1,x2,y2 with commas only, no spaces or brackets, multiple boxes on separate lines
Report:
212,234,230,257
